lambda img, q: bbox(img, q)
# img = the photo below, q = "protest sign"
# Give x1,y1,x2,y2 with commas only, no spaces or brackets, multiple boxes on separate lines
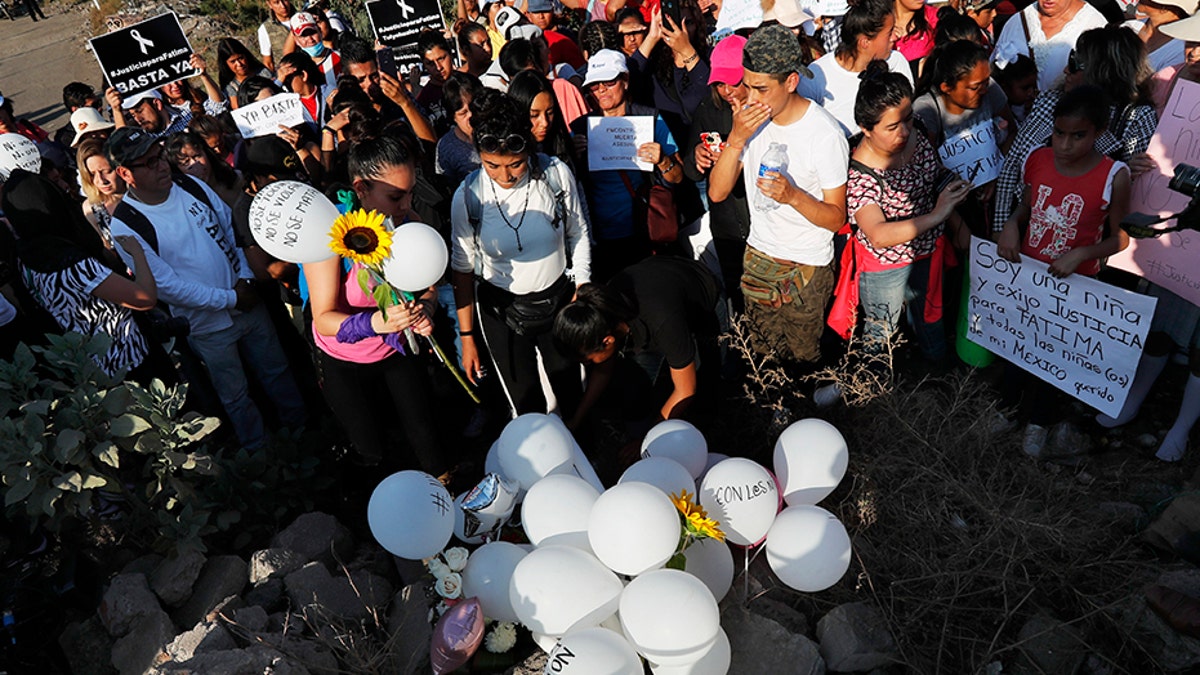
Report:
714,0,763,35
366,0,447,71
89,12,197,97
1108,78,1200,307
938,118,1003,187
966,237,1156,417
588,116,654,172
231,94,306,139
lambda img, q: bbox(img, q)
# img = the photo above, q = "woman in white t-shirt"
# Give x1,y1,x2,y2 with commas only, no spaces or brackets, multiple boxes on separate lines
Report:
989,0,1107,91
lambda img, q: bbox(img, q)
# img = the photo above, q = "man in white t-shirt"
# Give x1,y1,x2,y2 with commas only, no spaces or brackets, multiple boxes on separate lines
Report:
990,0,1106,91
708,25,849,363
105,127,306,450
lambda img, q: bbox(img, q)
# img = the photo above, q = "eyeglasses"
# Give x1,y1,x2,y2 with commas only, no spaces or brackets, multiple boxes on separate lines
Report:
588,79,622,91
1067,49,1085,74
126,150,168,170
478,133,527,155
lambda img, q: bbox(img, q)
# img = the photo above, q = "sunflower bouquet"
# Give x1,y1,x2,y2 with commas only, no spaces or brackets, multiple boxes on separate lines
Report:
667,489,726,570
329,209,479,402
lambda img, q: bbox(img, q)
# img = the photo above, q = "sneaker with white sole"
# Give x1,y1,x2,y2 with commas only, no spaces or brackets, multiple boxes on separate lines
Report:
813,383,843,408
1023,424,1048,458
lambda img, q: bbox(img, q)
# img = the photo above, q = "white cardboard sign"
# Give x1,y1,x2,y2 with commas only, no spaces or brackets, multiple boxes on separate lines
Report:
938,118,1003,187
588,116,654,172
231,93,305,139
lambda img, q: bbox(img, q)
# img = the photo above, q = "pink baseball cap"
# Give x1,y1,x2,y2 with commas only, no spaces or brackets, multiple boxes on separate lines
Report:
708,35,747,86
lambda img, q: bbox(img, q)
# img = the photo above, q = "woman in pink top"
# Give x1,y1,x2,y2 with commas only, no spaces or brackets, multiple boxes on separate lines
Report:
307,134,450,479
893,0,939,70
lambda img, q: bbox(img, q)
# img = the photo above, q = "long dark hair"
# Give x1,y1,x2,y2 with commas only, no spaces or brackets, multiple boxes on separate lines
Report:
896,0,932,46
216,38,267,91
166,132,239,189
470,89,543,178
855,60,913,130
2,169,125,276
506,70,574,169
915,39,989,98
553,283,638,358
1075,25,1154,107
837,0,895,60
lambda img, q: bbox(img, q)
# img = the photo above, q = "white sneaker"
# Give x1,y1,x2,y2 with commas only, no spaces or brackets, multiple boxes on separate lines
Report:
989,412,1018,435
813,383,843,409
1023,424,1048,458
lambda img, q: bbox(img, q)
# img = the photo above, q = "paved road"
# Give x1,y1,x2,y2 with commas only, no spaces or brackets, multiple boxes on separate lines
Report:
0,2,104,135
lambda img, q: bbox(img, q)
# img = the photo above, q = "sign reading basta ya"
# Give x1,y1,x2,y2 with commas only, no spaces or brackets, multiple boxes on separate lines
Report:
89,12,198,97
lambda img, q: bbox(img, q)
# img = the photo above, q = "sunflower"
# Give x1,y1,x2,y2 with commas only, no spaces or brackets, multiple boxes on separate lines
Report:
671,490,725,542
329,209,392,267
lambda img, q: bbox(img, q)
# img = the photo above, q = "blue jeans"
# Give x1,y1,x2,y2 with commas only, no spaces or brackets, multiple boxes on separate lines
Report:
187,303,306,448
858,257,946,361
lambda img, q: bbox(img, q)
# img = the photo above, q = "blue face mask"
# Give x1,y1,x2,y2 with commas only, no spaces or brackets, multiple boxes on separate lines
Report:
302,42,327,58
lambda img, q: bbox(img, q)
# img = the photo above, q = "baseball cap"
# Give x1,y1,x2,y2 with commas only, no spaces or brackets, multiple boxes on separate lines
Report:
120,89,161,110
709,35,747,85
290,11,320,36
743,24,813,79
764,0,814,28
240,136,305,179
582,49,629,87
69,107,115,147
104,126,160,167
1162,11,1200,41
527,0,554,12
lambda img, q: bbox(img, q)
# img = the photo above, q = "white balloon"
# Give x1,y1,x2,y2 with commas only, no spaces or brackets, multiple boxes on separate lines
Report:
380,221,448,291
642,420,708,478
367,471,454,560
522,474,600,550
765,505,852,592
247,181,339,264
497,413,576,491
619,456,696,499
509,545,623,636
546,627,644,675
587,482,680,576
0,133,40,181
546,413,606,493
484,441,510,480
461,541,528,622
679,538,734,602
620,569,719,666
532,631,559,654
698,458,778,547
649,628,730,675
697,453,728,485
773,418,849,506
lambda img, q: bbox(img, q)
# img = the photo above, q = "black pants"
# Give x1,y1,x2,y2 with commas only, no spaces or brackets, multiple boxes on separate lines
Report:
477,300,582,419
713,237,747,315
317,349,450,476
23,0,44,20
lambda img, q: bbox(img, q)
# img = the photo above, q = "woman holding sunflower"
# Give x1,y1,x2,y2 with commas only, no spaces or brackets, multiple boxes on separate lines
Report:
308,135,449,476
450,89,592,419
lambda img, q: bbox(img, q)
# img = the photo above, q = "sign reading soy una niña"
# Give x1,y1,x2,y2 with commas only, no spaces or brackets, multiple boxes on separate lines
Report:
1107,78,1200,308
967,237,1156,418
938,119,1004,187
232,94,305,139
588,116,654,172
89,12,197,97
366,0,447,71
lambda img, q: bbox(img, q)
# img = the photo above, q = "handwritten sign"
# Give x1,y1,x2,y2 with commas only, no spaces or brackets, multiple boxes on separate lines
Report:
938,118,1003,187
714,0,763,35
366,0,447,71
232,94,305,139
967,237,1156,417
588,116,654,172
89,12,197,97
1108,78,1200,307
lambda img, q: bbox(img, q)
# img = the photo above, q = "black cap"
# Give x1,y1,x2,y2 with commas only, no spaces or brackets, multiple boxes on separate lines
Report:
104,126,159,168
240,136,305,179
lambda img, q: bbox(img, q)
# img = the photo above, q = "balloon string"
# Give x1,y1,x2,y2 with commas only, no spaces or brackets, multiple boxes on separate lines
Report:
743,546,749,606
402,290,482,404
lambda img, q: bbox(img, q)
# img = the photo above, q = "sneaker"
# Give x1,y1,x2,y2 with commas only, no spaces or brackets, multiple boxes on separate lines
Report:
1023,424,1048,458
989,412,1018,435
813,383,843,409
463,408,488,439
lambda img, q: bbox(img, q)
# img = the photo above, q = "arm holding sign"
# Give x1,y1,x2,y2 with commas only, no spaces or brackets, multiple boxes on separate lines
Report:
105,87,129,129
189,53,226,105
996,186,1029,263
379,71,437,144
855,179,971,249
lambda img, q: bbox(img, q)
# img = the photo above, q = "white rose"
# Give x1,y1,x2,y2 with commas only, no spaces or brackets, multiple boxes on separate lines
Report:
427,557,452,580
443,547,470,572
485,621,518,653
435,572,463,599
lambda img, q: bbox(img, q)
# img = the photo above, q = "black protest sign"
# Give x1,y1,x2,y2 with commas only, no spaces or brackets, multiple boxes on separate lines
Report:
366,0,448,70
89,12,198,97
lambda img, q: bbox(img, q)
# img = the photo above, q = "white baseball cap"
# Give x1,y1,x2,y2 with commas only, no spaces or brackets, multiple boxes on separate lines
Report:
582,49,629,87
120,89,161,110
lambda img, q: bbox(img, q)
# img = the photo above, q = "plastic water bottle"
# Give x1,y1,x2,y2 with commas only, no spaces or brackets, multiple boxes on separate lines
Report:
755,142,789,212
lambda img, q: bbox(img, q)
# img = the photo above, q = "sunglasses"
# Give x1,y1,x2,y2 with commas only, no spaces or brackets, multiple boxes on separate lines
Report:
621,29,648,38
478,133,527,155
1067,49,1085,74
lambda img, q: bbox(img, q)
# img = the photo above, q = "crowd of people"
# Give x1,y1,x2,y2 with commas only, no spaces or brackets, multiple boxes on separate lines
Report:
1,0,1199,485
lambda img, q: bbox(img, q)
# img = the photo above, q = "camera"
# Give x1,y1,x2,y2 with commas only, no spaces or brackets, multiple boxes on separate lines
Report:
1170,163,1200,199
1121,163,1200,238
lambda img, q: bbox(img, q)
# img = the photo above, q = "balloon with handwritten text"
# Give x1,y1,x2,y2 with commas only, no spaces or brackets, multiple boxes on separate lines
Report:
367,470,455,560
698,458,779,547
247,180,339,263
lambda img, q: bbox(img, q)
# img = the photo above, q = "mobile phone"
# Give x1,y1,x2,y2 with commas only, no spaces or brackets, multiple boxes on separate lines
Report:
662,0,683,29
701,132,722,154
378,47,398,79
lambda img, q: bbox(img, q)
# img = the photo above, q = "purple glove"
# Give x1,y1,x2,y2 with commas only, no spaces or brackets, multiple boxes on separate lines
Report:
382,331,409,356
335,311,377,344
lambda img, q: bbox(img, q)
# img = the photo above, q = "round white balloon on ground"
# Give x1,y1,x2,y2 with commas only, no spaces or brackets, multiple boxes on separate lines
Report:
679,538,734,602
698,458,779,547
619,456,695,498
532,631,559,654
522,474,600,550
497,414,576,491
587,482,680,576
0,133,40,181
509,545,623,636
380,222,448,291
461,541,527,622
773,418,849,506
649,628,730,675
247,180,339,263
697,453,728,484
367,471,454,560
765,505,852,592
620,569,720,666
546,627,643,675
642,420,708,478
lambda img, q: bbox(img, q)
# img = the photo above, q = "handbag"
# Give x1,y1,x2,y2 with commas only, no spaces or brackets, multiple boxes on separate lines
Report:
478,274,573,336
619,171,680,244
